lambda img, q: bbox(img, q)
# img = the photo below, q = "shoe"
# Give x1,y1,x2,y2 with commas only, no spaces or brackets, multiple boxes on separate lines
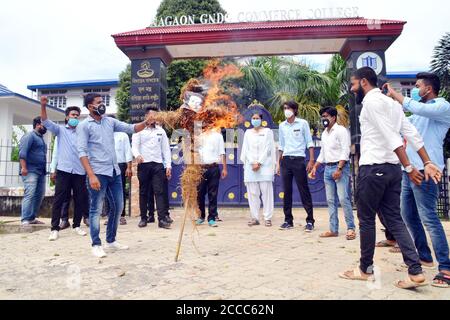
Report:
59,220,70,230
120,217,127,225
247,219,260,227
304,223,314,232
48,230,59,241
83,217,90,227
279,222,294,230
165,216,174,224
105,241,129,251
92,245,107,258
21,220,31,226
29,219,45,225
148,215,155,223
138,219,148,228
215,216,223,222
73,227,87,236
158,220,171,229
196,218,205,225
208,220,218,228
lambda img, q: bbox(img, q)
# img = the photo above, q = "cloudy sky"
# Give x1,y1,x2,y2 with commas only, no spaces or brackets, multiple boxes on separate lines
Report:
0,0,448,95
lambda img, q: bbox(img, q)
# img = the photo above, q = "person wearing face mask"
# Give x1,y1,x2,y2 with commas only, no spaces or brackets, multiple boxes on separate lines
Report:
383,72,450,289
40,97,88,241
310,107,356,240
19,116,48,226
339,67,442,289
277,101,315,232
240,111,276,227
77,93,149,258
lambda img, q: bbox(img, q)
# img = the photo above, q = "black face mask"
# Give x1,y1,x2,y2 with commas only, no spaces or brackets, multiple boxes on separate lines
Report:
92,103,106,116
355,82,365,105
322,118,330,128
38,127,47,135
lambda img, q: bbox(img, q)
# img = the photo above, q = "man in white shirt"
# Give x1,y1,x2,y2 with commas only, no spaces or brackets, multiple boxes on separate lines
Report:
132,107,172,229
195,128,228,228
340,67,442,289
311,107,355,240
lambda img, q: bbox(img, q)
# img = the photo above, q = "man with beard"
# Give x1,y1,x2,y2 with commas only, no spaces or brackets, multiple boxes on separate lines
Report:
339,67,442,289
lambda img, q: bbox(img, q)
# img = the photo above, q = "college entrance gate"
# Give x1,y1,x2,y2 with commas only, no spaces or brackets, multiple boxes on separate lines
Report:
112,18,406,212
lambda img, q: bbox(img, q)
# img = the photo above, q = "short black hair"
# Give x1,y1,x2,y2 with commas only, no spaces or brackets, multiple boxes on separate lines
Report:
320,107,338,118
146,106,159,113
353,67,378,88
251,111,263,120
84,93,102,108
417,72,441,95
65,106,81,117
282,100,299,116
33,116,41,129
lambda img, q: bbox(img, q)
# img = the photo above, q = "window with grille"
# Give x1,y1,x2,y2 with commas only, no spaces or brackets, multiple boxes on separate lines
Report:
83,88,111,107
40,90,68,109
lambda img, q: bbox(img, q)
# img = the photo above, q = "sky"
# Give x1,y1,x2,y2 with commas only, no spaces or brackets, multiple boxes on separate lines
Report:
0,0,449,95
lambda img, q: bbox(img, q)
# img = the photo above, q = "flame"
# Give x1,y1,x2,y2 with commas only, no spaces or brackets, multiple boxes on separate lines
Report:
198,59,244,131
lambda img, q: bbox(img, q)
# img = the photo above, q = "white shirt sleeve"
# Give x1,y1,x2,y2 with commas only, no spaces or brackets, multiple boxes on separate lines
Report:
161,130,172,169
218,133,225,156
240,130,249,165
131,132,141,158
338,127,351,161
123,134,133,163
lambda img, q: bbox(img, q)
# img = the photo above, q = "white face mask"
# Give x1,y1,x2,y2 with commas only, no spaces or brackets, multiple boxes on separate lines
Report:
284,110,294,119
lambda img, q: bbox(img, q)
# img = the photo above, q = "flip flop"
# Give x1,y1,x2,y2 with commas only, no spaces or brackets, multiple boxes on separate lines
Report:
320,231,339,238
339,267,372,281
432,272,450,288
389,244,402,253
376,240,396,247
346,230,356,241
394,277,428,289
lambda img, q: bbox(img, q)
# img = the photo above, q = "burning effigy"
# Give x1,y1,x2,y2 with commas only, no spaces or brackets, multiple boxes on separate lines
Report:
147,59,243,261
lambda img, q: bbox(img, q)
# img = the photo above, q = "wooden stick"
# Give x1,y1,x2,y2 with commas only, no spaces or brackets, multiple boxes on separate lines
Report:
175,202,190,262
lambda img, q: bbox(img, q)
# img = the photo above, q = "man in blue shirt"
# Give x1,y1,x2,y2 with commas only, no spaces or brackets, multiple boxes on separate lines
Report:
19,116,48,225
277,101,315,232
40,96,88,241
77,93,148,258
385,72,450,288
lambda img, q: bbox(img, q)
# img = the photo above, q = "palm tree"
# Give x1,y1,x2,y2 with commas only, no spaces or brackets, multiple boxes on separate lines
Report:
431,32,450,99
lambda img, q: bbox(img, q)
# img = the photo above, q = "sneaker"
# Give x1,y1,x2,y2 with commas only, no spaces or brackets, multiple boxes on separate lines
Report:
73,227,87,236
105,242,129,251
83,217,90,227
148,215,155,223
279,222,294,230
138,219,148,228
165,216,174,224
196,218,205,225
208,220,218,228
48,230,59,241
304,223,314,232
59,220,70,230
92,245,107,258
21,220,31,226
158,220,171,229
29,219,45,225
120,217,127,225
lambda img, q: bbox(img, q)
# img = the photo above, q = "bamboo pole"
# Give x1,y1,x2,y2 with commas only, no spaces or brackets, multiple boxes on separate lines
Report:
175,202,190,262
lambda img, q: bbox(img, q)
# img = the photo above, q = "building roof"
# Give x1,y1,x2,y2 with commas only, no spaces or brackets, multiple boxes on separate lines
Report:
27,79,119,91
386,71,424,79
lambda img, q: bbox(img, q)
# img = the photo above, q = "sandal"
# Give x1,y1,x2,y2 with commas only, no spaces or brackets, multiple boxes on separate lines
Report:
346,229,356,241
339,267,372,281
265,220,272,227
376,240,396,247
248,219,260,227
432,272,450,288
394,277,428,289
320,231,339,238
389,244,402,253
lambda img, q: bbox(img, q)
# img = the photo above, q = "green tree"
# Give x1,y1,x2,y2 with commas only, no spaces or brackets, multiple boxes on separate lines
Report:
431,32,450,100
116,0,227,119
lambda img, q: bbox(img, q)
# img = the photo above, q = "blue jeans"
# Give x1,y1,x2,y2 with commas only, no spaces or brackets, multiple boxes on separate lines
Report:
324,164,355,233
400,172,450,272
21,173,46,222
87,172,124,247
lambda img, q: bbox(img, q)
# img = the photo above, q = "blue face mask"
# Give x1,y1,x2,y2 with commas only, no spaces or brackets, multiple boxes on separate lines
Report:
68,118,79,127
411,88,423,102
251,119,262,128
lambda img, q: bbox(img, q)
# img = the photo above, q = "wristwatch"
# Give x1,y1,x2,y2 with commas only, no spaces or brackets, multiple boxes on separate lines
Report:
405,165,414,174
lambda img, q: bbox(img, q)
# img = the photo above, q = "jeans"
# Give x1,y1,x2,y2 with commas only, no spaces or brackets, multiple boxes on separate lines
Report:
356,164,422,275
401,172,450,272
87,172,123,247
324,163,355,233
21,173,46,222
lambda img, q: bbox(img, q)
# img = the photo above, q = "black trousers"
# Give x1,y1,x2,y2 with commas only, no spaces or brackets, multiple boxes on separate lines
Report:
138,162,169,221
281,157,314,225
198,165,220,222
51,170,88,231
146,174,171,218
377,212,396,242
356,164,422,275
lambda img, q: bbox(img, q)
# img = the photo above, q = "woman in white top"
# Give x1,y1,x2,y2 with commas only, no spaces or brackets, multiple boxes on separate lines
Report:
240,112,277,227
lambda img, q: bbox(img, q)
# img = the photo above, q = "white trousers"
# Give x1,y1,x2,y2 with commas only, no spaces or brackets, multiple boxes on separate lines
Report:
246,181,274,221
